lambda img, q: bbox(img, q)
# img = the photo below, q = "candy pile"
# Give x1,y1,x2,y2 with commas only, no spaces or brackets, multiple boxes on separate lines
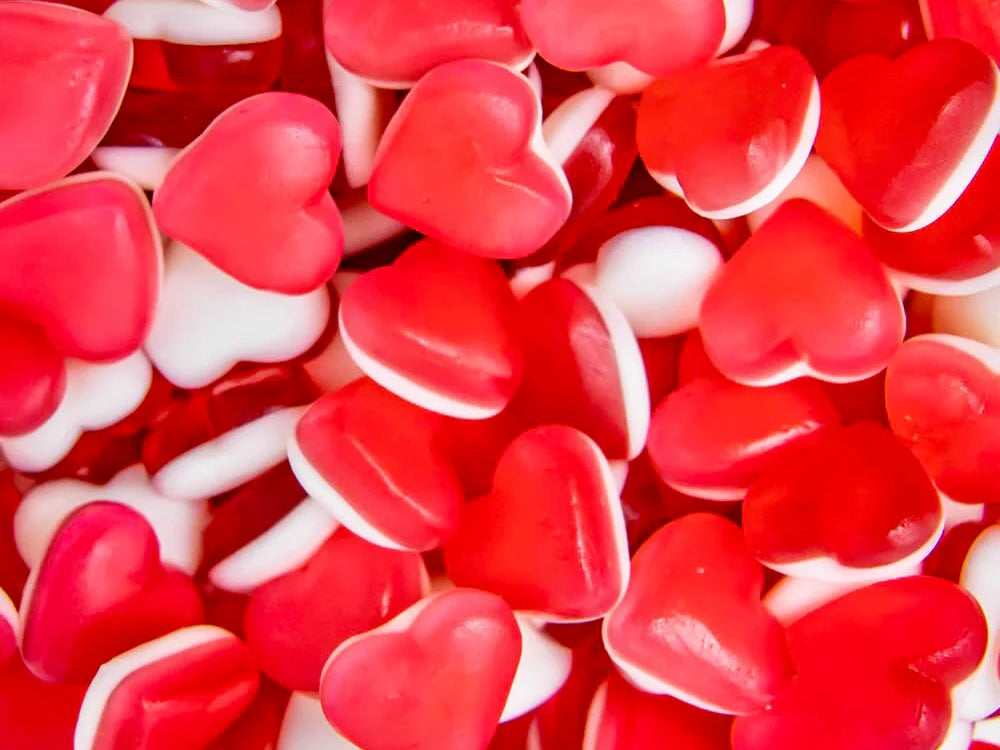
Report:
0,0,999,748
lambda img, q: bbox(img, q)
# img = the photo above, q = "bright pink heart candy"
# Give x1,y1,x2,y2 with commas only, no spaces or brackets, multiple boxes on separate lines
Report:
19,502,204,684
732,576,988,750
244,528,426,691
647,377,841,500
816,38,1000,231
604,513,794,714
0,173,161,361
324,0,533,88
153,92,344,294
74,625,260,750
520,0,725,77
338,239,524,419
885,334,1000,505
0,656,87,750
368,60,572,260
0,1,132,189
699,200,905,385
320,588,521,750
922,0,1000,64
0,313,66,436
513,278,650,461
637,45,819,219
289,378,464,551
742,421,943,581
444,425,629,622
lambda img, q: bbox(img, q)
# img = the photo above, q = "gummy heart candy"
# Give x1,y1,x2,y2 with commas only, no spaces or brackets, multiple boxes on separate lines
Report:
320,588,521,750
324,0,533,88
885,334,1000,505
742,421,943,582
74,625,260,750
699,200,905,386
368,60,572,260
637,45,819,219
244,528,427,691
153,92,344,294
0,313,66,436
604,513,794,714
338,239,523,419
444,425,630,622
921,0,1000,66
288,378,464,551
0,656,87,750
816,38,1000,231
19,502,203,684
277,692,367,750
0,1,132,189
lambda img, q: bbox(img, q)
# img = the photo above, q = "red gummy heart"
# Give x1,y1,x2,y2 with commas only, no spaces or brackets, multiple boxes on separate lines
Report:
368,60,571,260
816,38,1000,231
153,92,344,294
603,513,794,714
0,312,66,435
0,656,87,750
647,377,841,500
0,2,132,189
320,588,522,750
742,421,943,580
244,528,426,691
75,625,260,750
520,0,725,77
732,576,988,750
513,278,650,461
637,45,819,219
289,378,464,551
20,502,203,684
339,239,524,419
324,0,532,87
885,334,1000,505
699,200,904,385
922,0,1000,66
0,174,161,361
444,425,629,621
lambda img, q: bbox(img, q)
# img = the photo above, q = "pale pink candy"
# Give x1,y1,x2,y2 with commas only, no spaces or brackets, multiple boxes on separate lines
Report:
303,273,365,393
502,617,573,722
542,87,618,166
933,284,1000,349
277,692,362,750
326,54,389,189
103,0,281,44
91,147,181,192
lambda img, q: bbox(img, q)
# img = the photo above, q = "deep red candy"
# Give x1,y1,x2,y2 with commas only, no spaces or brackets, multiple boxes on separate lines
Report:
0,656,87,750
922,0,1000,64
128,39,282,95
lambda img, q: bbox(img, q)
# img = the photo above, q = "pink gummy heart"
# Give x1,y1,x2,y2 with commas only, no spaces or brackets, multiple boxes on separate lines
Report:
885,334,1000,505
520,0,725,77
732,576,988,750
637,45,819,219
699,200,905,385
816,38,1000,231
368,60,572,260
0,313,66,435
320,588,521,750
324,0,532,87
604,513,794,714
74,625,260,750
647,377,841,500
19,502,203,684
444,425,629,622
243,528,426,691
289,378,464,551
742,421,942,580
0,1,132,189
153,92,344,294
338,239,524,419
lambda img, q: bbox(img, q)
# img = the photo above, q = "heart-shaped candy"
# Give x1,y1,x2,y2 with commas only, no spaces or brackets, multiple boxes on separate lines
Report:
19,502,203,684
74,625,260,750
320,588,521,750
885,334,1000,505
367,60,571,260
743,421,943,582
289,378,464,551
922,0,1000,64
444,425,629,622
816,38,1000,231
324,0,533,88
604,513,793,714
244,528,427,691
153,92,344,294
647,377,841,500
699,199,905,386
0,312,65,436
339,239,523,419
277,691,367,750
0,656,87,750
0,2,132,189
637,45,819,219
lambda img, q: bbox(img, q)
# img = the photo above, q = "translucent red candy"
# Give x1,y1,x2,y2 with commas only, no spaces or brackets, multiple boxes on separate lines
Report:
923,0,1000,63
